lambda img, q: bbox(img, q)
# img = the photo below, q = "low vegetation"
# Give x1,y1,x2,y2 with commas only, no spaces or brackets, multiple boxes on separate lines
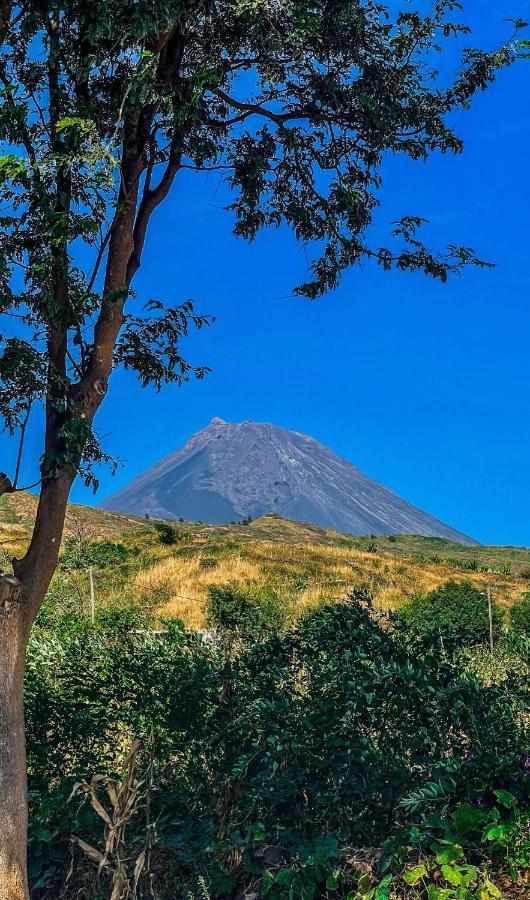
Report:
2,493,529,631
27,583,530,898
5,496,530,897
397,581,504,649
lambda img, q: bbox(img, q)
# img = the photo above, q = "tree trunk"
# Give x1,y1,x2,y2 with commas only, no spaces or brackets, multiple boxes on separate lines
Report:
0,473,75,899
0,577,29,900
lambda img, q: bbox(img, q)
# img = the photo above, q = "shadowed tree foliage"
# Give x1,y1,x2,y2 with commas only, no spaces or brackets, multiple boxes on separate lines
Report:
0,0,524,896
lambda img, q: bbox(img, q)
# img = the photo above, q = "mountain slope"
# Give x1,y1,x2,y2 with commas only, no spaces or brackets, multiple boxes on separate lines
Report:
99,418,476,544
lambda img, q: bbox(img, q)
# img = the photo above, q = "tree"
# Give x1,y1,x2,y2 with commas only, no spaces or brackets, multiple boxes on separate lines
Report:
0,0,522,895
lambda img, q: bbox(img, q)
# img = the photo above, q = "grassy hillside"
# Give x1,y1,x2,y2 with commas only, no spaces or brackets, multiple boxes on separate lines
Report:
0,491,144,545
2,493,530,630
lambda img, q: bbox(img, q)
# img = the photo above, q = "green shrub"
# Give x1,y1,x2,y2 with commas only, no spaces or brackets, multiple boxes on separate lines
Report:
206,583,290,640
59,536,89,569
34,573,85,631
60,537,132,570
154,521,184,545
86,540,132,567
510,593,530,636
398,580,504,648
92,595,153,632
26,595,530,899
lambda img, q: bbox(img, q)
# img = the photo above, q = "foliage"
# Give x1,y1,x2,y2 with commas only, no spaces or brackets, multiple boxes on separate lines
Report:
206,583,291,641
25,595,530,898
384,786,530,897
509,592,530,636
60,537,133,570
154,521,185,546
462,640,530,687
0,0,523,487
397,580,504,648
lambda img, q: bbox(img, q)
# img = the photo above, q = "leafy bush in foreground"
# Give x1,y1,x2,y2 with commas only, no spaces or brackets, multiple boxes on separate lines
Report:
26,591,530,898
207,583,292,642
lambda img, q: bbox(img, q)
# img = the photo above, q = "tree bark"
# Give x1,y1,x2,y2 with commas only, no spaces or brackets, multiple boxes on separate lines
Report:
0,30,185,897
0,577,29,900
0,472,75,900
14,473,76,623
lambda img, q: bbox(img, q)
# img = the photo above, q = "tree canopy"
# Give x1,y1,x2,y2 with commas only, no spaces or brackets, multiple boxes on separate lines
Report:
0,0,522,491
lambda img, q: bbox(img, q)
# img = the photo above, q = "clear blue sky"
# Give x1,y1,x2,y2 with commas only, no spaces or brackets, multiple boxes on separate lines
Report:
3,1,530,546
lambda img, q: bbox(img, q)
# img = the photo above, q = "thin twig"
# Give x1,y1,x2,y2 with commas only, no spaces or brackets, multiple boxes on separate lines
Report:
87,224,114,293
13,478,41,493
13,400,33,489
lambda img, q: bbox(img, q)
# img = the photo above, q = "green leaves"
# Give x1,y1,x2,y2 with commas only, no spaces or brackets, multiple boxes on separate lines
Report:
347,873,392,900
0,338,46,433
482,878,502,898
373,874,392,899
403,863,427,885
398,580,504,650
399,779,455,814
493,789,518,810
452,803,486,835
432,843,464,865
439,863,478,887
24,586,530,897
325,871,339,891
0,153,26,181
400,853,493,898
481,823,507,843
115,299,213,391
56,117,94,135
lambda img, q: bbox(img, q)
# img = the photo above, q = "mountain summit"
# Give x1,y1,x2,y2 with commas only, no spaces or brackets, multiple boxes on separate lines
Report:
99,418,475,544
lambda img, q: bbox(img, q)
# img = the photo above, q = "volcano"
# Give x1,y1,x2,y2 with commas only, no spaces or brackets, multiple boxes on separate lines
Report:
99,418,475,544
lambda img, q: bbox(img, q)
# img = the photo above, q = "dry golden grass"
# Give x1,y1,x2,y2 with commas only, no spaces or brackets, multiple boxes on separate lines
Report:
132,538,528,629
0,492,146,544
1,494,528,630
0,523,30,557
134,553,263,628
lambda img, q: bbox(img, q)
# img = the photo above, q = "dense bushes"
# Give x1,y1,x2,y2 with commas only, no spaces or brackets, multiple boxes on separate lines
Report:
26,587,530,899
510,592,530,636
60,537,133,569
397,580,504,648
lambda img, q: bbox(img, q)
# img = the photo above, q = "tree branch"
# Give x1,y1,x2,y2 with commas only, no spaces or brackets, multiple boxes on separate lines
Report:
0,62,39,170
78,27,187,401
76,111,143,400
0,0,11,47
46,13,70,388
127,130,183,282
13,400,32,489
213,88,314,127
87,223,114,294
